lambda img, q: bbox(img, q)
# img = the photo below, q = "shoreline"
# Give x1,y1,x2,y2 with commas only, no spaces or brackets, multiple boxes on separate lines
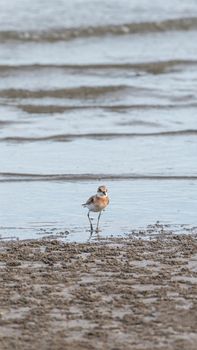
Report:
1,233,197,350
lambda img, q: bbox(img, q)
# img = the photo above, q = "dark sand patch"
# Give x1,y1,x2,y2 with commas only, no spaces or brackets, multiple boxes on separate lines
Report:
0,233,197,350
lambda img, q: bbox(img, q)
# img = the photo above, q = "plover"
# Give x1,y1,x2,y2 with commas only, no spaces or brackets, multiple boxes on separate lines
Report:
82,185,109,232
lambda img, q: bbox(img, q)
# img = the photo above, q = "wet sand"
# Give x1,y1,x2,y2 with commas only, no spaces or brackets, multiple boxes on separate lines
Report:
1,231,197,350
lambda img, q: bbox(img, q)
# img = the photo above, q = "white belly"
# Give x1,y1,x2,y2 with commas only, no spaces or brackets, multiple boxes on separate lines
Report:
86,203,101,212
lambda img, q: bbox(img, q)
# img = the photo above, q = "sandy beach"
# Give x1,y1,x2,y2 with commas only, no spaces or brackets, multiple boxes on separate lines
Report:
1,231,197,350
0,1,197,348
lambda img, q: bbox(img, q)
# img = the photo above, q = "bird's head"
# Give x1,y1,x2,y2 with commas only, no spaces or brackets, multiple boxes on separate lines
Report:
97,185,108,197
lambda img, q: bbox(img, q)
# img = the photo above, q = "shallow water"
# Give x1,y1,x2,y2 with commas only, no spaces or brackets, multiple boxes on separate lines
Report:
0,180,196,242
0,1,197,240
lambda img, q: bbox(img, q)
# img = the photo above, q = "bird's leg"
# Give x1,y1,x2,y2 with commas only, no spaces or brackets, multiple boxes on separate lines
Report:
96,211,102,232
87,211,93,233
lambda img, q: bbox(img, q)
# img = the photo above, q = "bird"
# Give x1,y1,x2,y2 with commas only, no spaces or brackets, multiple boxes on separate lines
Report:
82,185,109,233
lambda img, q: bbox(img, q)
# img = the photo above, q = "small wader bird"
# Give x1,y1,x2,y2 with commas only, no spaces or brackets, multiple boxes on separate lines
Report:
82,185,109,233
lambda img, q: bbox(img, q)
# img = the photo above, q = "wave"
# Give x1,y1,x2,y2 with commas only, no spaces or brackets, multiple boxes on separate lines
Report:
1,59,197,75
18,102,197,114
0,17,197,42
1,130,197,143
0,85,128,99
1,172,197,182
0,83,195,101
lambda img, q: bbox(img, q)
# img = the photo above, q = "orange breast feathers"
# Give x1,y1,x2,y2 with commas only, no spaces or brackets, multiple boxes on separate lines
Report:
94,195,109,210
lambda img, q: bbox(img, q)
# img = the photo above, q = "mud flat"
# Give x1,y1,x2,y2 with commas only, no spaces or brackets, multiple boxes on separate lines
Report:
0,230,197,350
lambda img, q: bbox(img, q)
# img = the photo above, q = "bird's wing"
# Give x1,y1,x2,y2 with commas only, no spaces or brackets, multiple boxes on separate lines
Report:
82,195,95,206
